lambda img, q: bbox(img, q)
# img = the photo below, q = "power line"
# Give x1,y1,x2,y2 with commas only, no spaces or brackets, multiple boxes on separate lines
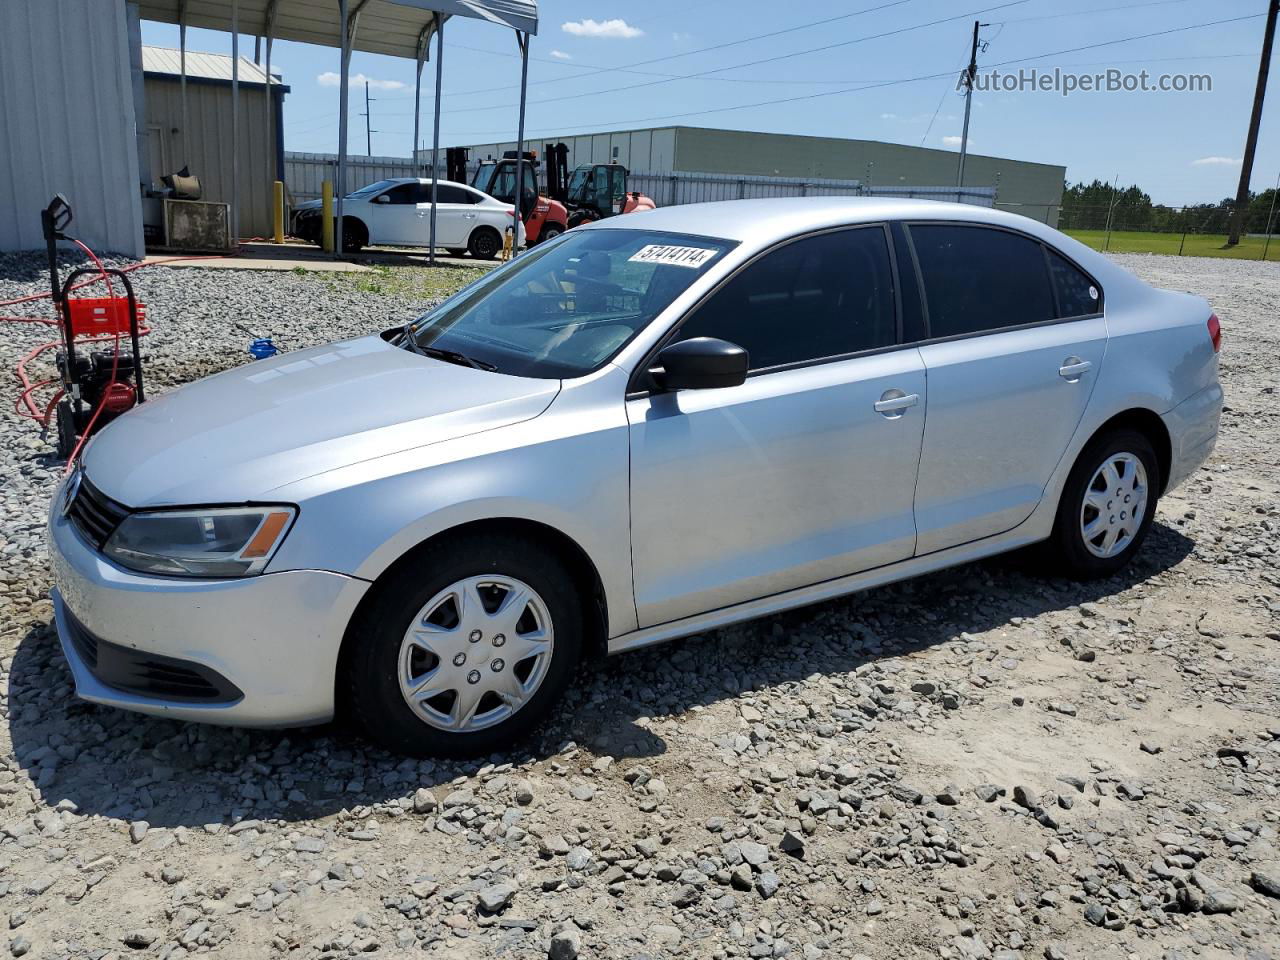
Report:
440,0,922,100
430,0,1030,117
444,12,1263,140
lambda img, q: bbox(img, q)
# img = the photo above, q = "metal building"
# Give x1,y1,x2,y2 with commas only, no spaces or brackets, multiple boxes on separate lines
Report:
142,47,289,240
454,125,1067,225
1,0,145,256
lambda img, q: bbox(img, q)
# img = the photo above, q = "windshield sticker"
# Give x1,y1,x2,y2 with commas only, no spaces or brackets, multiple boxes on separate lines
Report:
628,244,718,268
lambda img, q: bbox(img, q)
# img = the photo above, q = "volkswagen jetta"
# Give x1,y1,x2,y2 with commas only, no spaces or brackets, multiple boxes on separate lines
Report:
48,198,1223,757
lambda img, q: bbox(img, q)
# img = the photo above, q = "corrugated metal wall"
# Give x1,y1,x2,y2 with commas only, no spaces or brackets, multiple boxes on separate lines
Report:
674,128,1065,227
448,128,679,174
285,153,420,202
0,0,144,255
145,77,278,237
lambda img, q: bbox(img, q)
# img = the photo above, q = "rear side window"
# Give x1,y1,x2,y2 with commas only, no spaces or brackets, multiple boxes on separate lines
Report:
1046,249,1101,317
909,224,1055,338
415,184,473,204
674,227,896,370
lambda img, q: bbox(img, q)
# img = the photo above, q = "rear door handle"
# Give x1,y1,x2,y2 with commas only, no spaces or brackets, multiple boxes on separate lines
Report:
1059,358,1093,380
874,390,919,417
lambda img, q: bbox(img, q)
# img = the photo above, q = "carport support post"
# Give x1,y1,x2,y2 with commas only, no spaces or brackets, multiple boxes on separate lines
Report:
413,24,430,179
513,31,529,255
336,0,354,257
231,0,240,246
179,4,188,164
429,16,444,266
264,0,278,239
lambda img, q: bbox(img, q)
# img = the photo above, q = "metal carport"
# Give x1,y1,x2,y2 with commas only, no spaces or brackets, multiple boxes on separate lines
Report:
135,0,538,261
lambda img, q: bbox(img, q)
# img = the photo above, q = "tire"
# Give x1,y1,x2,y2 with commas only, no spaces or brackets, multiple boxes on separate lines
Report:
346,534,583,758
537,223,564,245
468,227,501,261
445,248,467,258
340,218,366,253
1044,428,1160,580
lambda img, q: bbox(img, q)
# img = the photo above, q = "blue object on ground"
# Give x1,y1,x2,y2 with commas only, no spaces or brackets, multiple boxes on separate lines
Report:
249,338,278,360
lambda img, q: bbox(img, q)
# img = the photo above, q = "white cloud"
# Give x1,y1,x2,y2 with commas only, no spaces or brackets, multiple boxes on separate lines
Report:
549,49,573,60
672,31,692,42
561,18,644,38
317,71,406,91
1191,155,1239,166
942,135,966,147
880,112,897,120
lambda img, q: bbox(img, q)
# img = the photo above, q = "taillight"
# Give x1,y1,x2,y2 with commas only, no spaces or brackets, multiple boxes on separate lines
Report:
1207,313,1221,353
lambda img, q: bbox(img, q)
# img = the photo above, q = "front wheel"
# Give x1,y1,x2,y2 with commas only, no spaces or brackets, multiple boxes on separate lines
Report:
346,535,582,758
1044,428,1160,580
537,223,564,244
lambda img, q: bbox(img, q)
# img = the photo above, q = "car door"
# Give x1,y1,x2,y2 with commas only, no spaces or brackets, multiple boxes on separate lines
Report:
626,225,927,627
414,183,471,247
903,222,1107,554
368,183,420,246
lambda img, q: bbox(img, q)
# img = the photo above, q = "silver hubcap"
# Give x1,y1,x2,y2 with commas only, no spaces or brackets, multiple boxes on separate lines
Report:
1080,452,1148,559
398,575,554,733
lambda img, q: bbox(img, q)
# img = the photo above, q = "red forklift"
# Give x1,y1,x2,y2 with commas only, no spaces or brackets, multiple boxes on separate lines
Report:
469,143,657,244
468,148,568,246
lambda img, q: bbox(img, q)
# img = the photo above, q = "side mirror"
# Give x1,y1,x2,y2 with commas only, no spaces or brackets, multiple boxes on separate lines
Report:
374,194,391,204
651,337,749,391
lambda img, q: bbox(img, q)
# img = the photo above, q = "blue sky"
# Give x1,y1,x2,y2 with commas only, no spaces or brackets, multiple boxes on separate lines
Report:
140,0,1279,205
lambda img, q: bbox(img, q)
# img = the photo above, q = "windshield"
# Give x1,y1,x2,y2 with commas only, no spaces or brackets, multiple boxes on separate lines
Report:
346,179,399,199
472,164,496,195
566,167,590,203
404,229,735,378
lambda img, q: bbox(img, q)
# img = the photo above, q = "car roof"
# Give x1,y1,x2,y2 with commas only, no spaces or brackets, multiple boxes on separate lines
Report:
380,178,472,188
587,196,1042,243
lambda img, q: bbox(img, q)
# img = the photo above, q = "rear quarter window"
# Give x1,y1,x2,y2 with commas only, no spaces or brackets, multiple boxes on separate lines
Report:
1046,249,1103,317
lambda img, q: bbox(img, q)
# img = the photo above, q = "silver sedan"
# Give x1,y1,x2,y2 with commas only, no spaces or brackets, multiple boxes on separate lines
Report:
47,198,1223,757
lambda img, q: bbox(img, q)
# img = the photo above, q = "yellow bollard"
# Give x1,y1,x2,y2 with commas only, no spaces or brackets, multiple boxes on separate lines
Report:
321,181,334,253
273,181,285,244
502,227,514,262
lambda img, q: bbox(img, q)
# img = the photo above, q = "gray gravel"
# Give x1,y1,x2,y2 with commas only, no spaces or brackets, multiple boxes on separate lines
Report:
0,250,1276,959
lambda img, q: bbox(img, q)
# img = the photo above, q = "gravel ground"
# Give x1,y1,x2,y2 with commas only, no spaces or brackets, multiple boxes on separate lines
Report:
0,250,1276,960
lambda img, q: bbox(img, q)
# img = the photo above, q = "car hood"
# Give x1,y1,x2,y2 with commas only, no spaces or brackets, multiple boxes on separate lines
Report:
83,335,560,506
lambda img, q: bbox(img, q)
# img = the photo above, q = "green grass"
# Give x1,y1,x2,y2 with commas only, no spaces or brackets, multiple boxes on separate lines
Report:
1065,229,1280,261
324,263,492,300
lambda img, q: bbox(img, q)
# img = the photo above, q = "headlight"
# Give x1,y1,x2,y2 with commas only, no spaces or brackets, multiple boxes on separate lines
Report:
104,506,296,578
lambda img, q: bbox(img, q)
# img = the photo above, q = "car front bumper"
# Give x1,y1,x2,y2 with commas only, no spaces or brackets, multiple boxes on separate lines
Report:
48,502,369,727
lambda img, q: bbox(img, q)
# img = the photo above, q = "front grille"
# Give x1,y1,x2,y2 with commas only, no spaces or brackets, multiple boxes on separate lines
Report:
67,476,131,549
63,610,243,704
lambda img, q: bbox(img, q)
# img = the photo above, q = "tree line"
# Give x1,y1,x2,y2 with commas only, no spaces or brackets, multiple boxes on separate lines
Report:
1058,179,1280,235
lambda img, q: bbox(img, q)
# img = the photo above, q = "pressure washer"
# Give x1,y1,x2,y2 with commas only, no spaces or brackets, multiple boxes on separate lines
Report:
41,195,147,460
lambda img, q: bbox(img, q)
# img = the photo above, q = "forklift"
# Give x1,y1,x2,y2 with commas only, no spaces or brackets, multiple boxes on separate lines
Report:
470,149,568,246
545,143,657,228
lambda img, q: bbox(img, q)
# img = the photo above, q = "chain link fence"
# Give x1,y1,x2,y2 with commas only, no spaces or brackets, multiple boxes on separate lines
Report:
996,199,1280,260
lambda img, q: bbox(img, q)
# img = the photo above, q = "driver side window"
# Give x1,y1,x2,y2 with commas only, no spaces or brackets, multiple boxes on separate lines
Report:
381,184,418,205
673,226,897,371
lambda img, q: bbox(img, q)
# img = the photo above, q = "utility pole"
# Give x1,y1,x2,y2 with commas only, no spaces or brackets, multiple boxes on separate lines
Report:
361,80,376,156
956,20,987,190
1227,0,1278,245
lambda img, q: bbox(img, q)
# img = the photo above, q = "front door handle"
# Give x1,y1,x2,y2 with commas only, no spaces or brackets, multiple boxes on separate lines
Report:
874,390,920,417
1059,358,1093,380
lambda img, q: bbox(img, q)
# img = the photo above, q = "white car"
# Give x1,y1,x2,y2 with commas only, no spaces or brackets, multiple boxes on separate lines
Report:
291,178,524,258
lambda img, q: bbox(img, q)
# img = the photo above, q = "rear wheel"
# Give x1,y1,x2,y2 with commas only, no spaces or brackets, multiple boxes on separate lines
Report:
468,227,501,261
1045,428,1159,579
346,535,582,758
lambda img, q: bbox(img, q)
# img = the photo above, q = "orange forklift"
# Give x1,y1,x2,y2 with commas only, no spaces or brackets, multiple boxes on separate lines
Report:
467,143,656,245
